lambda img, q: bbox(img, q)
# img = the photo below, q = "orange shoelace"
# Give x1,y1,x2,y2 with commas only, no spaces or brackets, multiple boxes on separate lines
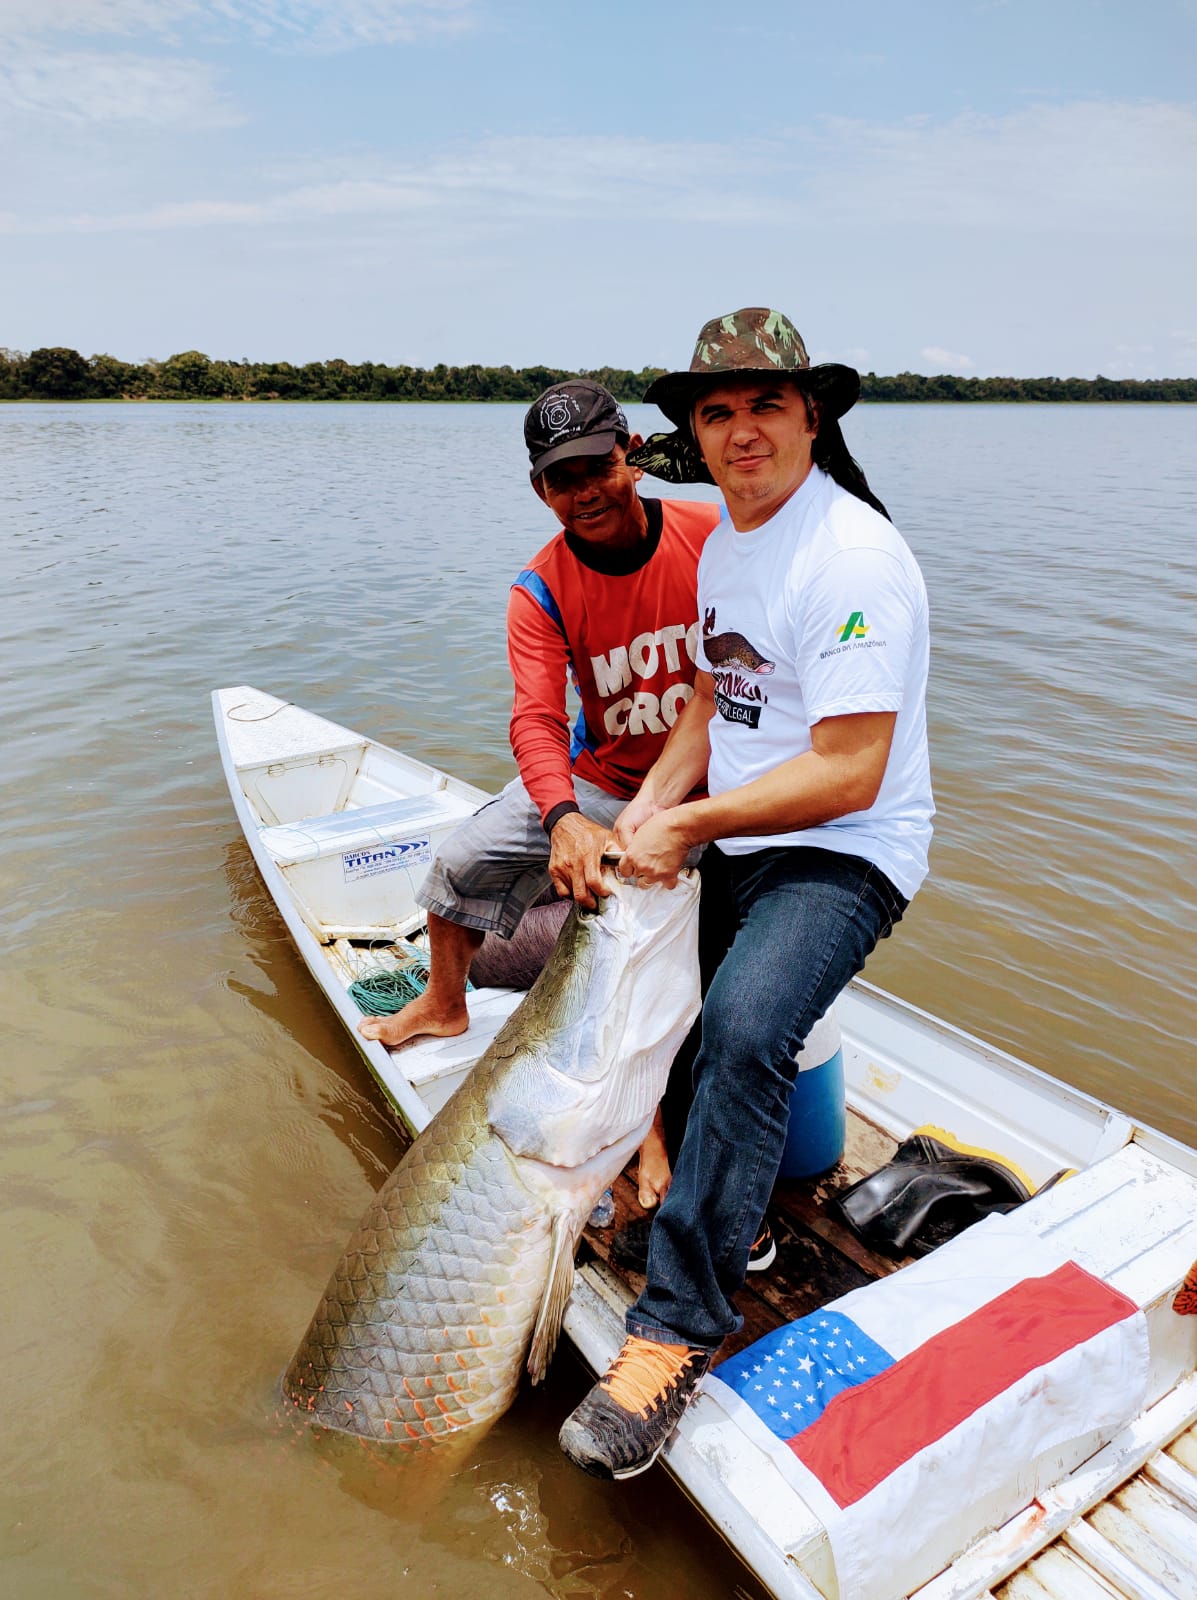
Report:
601,1336,701,1418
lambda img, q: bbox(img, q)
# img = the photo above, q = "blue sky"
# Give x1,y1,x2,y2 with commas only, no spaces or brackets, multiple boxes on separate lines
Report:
2,0,1194,377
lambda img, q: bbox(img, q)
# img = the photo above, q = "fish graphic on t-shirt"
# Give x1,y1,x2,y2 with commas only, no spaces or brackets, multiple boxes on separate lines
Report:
702,606,775,674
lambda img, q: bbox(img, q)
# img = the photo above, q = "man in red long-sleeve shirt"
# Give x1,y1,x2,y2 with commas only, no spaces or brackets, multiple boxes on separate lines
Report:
359,381,720,1093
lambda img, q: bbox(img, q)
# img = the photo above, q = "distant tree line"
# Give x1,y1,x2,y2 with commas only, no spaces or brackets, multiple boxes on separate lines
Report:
2,346,1194,403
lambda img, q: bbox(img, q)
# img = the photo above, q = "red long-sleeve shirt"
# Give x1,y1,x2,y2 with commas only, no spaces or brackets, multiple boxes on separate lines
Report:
507,497,722,824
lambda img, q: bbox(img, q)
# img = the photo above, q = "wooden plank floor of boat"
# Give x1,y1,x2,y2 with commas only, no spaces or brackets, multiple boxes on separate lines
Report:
581,1106,904,1359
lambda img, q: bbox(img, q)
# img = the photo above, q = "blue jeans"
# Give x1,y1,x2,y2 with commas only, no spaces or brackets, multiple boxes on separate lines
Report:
627,845,908,1352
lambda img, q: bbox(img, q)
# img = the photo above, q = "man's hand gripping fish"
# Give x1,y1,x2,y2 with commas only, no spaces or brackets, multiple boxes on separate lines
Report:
283,870,700,1442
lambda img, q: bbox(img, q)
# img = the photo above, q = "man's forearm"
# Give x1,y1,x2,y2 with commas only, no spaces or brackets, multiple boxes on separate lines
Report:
658,711,896,850
638,681,716,808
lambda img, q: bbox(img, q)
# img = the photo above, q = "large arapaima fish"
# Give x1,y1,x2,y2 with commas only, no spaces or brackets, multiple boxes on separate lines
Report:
283,871,700,1443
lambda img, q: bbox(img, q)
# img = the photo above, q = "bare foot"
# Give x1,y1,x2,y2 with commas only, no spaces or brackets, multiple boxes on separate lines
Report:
636,1109,672,1209
357,993,470,1049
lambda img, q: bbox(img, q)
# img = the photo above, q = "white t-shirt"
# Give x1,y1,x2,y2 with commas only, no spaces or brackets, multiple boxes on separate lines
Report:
696,465,933,899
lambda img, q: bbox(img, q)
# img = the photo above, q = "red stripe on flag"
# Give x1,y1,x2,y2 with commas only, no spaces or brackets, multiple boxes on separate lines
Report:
791,1261,1137,1507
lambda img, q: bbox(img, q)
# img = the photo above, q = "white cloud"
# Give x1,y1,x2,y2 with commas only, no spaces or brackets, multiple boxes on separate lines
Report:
0,0,476,129
921,346,975,371
1,48,240,124
810,345,872,369
802,101,1197,236
0,135,786,232
1103,346,1162,376
214,1,475,48
0,0,475,48
10,98,1194,239
0,1,196,39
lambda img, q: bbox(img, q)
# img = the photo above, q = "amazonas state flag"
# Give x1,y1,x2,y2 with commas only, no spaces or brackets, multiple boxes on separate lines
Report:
708,1215,1149,1600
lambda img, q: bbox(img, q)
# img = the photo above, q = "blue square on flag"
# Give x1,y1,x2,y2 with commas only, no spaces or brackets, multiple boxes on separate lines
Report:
714,1313,894,1442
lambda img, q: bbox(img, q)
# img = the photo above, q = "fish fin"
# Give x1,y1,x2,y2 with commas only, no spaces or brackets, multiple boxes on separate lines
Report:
526,1212,575,1385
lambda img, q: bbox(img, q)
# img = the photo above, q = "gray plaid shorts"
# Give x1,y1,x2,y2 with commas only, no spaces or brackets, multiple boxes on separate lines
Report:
417,775,628,938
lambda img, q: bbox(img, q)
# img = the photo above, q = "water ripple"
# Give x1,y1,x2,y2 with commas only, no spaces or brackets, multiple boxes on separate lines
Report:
1,399,1194,1599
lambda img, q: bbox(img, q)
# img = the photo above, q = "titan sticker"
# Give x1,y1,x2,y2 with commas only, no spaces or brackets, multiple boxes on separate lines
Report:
342,838,432,881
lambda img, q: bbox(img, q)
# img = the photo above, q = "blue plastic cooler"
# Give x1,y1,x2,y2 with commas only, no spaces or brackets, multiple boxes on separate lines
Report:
778,1008,845,1179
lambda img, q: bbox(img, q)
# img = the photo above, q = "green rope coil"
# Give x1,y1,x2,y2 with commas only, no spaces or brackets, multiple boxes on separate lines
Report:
347,941,470,1017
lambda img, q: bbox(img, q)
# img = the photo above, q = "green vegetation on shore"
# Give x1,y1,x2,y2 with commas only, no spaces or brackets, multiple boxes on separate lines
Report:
3,346,1194,403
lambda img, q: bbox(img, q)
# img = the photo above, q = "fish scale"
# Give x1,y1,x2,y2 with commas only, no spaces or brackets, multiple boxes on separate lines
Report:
282,876,700,1443
285,1072,553,1439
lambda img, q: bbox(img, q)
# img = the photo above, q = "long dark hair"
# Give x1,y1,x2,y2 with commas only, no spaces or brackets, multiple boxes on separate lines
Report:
806,397,891,522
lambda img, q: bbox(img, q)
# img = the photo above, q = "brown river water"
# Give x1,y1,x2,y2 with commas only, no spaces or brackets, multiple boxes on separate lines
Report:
1,401,1194,1599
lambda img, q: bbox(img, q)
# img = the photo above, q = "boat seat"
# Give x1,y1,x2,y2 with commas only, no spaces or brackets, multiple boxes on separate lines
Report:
258,793,473,866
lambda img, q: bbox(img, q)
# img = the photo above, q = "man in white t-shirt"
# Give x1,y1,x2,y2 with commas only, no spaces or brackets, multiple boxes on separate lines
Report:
560,307,934,1482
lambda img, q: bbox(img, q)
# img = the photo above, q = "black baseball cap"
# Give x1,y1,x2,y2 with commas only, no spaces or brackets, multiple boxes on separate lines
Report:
524,380,630,480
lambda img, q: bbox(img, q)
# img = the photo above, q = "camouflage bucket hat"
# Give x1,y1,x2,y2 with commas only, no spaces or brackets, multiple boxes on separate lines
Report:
628,307,860,484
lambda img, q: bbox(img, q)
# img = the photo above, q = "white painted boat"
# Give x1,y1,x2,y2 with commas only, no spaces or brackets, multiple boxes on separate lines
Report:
213,684,1197,1600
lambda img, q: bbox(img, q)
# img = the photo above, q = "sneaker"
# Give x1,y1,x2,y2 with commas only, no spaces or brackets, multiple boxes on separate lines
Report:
559,1335,713,1480
747,1218,777,1273
611,1215,777,1276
